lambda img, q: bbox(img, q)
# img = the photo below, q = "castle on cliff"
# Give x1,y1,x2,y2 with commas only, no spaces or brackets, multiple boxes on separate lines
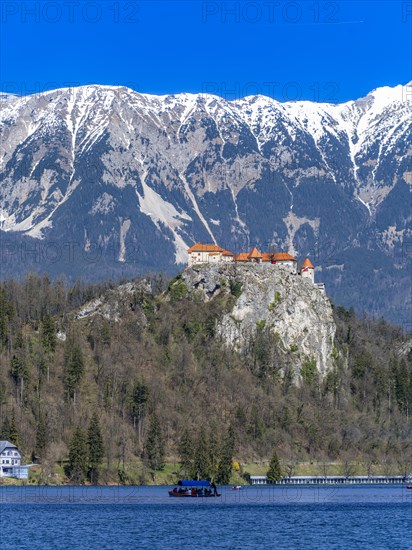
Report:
187,243,318,285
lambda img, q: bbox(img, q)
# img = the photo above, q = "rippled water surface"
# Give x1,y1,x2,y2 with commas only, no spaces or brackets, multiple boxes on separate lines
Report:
1,485,411,549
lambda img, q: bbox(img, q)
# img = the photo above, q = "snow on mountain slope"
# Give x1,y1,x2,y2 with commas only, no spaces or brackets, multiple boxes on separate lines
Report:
0,82,411,319
1,83,410,226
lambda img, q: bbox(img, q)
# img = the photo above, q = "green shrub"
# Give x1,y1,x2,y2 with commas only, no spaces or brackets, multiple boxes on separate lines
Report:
256,320,266,331
229,280,243,298
142,297,155,316
183,320,203,340
268,291,281,311
168,277,188,301
301,357,317,384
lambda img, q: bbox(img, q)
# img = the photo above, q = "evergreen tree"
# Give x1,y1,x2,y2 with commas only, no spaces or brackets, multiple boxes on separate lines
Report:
0,417,11,442
35,352,49,385
267,450,283,482
144,413,165,471
1,415,20,446
14,332,23,349
0,288,13,349
88,412,104,484
35,413,48,459
64,340,85,400
207,422,220,480
99,319,111,347
392,358,411,415
217,426,235,485
9,416,19,445
0,311,7,348
178,429,194,477
191,428,210,480
128,380,149,446
10,353,30,403
65,427,89,483
41,314,57,353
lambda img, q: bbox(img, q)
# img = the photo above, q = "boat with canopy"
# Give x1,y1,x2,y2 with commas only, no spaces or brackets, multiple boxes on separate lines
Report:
168,480,220,497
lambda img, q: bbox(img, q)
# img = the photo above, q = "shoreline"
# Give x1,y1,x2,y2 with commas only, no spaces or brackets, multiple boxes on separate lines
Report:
1,461,411,487
1,480,411,488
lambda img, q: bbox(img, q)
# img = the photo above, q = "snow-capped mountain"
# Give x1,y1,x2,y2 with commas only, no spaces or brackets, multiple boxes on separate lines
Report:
1,83,411,320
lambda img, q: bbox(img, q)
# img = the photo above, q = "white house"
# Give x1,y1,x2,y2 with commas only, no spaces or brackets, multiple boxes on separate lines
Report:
270,252,298,273
187,243,234,266
0,440,22,477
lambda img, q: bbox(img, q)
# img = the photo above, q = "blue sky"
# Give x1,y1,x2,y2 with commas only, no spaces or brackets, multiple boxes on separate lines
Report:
1,1,411,102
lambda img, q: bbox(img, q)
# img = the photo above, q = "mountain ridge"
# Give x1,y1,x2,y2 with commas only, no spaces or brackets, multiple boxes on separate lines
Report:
1,82,411,320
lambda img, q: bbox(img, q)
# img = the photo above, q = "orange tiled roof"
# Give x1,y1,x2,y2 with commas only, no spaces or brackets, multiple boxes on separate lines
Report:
188,243,224,253
234,253,250,261
272,252,297,262
248,247,263,259
235,250,297,262
301,258,314,269
189,243,298,263
261,253,273,262
188,242,234,256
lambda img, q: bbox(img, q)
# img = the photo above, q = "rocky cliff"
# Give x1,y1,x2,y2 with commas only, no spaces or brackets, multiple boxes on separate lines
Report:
182,263,335,376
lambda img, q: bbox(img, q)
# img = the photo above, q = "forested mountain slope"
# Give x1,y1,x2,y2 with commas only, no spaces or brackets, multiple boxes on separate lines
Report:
0,272,411,483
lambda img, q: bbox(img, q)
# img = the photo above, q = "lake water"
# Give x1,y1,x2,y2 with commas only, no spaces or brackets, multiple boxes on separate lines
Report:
1,485,411,549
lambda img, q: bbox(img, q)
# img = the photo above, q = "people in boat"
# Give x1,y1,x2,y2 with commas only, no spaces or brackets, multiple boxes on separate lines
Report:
191,488,196,496
211,481,218,496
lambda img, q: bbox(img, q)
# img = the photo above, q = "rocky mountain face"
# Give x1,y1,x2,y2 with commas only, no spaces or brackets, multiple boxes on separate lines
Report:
70,263,336,378
1,83,411,320
183,263,335,376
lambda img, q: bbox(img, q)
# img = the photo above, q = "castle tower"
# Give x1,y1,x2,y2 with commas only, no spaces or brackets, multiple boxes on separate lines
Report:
301,258,315,283
248,247,263,263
